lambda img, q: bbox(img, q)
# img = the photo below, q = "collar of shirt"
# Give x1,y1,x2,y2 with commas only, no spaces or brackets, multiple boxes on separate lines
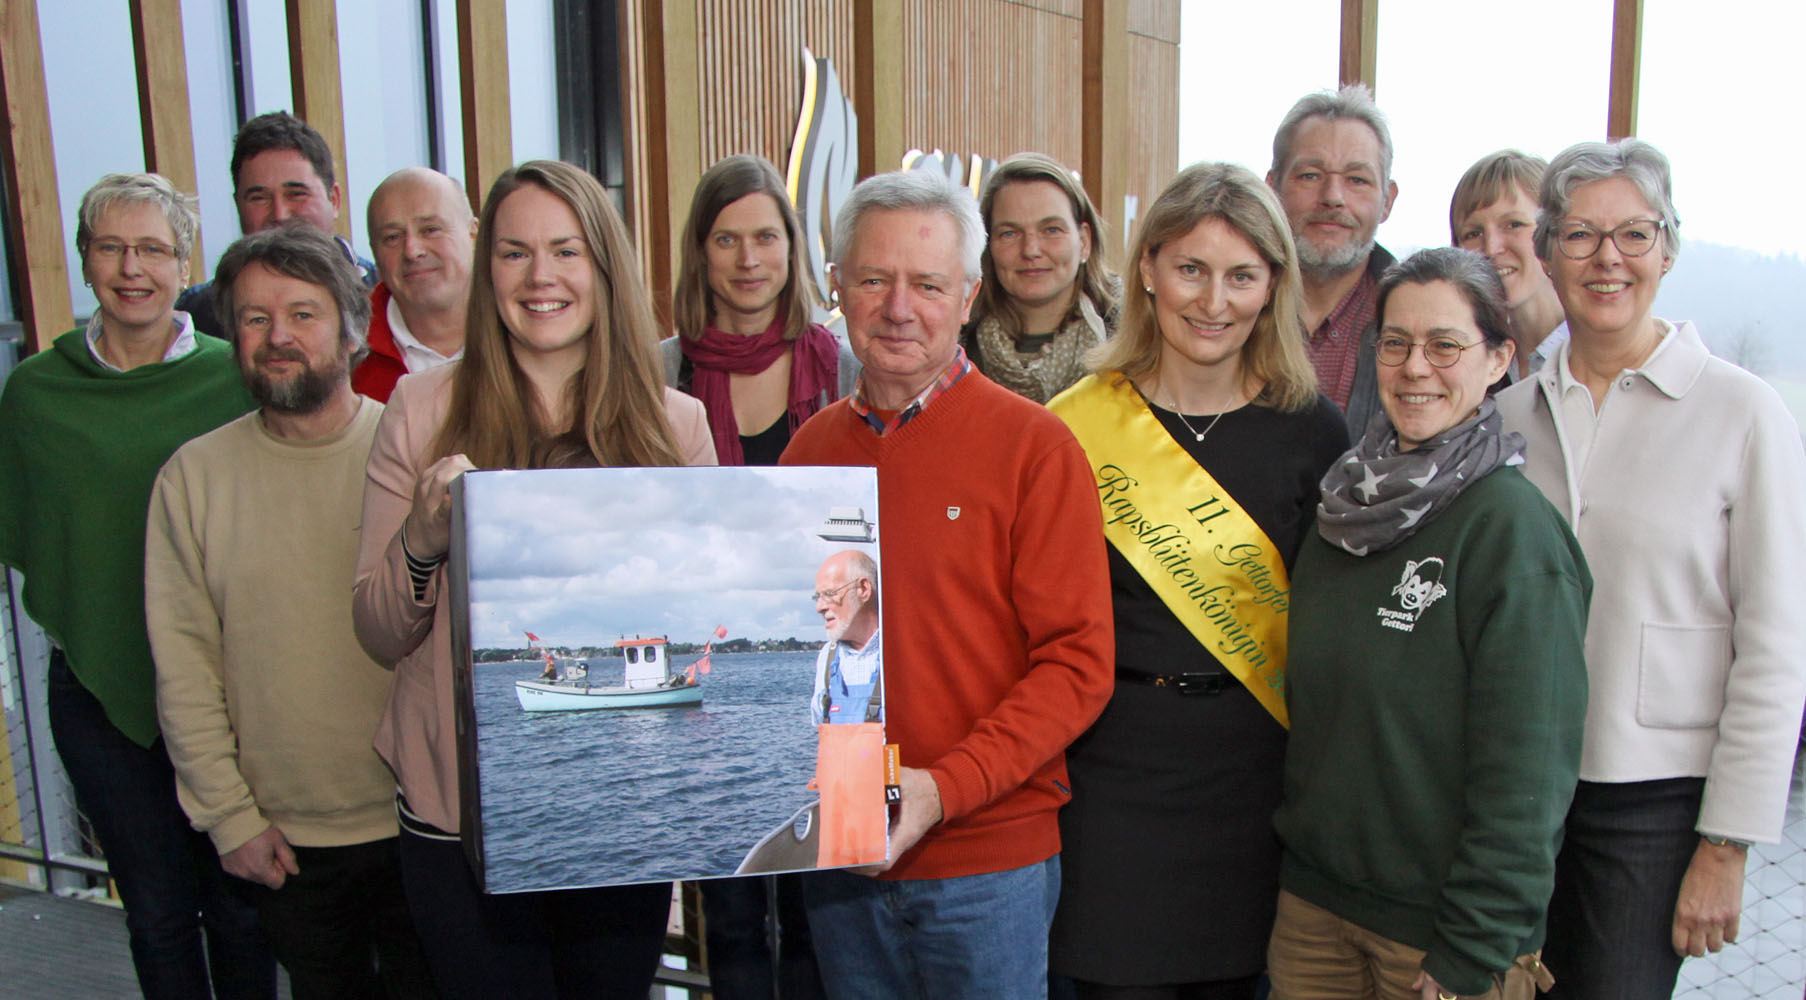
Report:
835,625,881,685
849,346,971,435
85,310,198,372
1309,264,1381,348
386,296,463,373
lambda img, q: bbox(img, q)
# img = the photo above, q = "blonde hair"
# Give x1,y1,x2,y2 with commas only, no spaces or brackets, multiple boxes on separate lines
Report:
672,155,817,341
434,161,683,469
1089,162,1318,413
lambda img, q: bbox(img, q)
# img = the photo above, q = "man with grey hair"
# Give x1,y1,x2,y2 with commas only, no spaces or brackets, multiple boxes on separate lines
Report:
355,167,477,401
1267,83,1400,437
781,169,1114,998
147,224,433,997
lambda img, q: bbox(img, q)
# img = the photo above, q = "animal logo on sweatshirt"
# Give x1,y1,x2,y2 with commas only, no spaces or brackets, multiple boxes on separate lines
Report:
1376,556,1448,633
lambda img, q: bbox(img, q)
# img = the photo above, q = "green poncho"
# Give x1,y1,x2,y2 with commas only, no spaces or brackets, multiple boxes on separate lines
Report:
0,328,254,746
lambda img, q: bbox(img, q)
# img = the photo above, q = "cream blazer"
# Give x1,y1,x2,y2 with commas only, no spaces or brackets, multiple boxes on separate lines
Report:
1497,319,1806,843
351,362,716,834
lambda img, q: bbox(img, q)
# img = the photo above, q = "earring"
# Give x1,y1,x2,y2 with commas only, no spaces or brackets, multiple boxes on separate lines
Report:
1144,286,1153,294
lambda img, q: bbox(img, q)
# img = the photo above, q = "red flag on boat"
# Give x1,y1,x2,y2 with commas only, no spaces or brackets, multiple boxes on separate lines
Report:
694,653,711,676
713,625,728,640
525,631,541,643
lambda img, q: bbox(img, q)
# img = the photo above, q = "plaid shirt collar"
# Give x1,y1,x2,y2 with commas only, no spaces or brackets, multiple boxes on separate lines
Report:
849,347,972,436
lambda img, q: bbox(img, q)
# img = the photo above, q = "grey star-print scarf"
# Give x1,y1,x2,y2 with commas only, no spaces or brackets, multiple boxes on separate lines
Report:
1316,397,1524,556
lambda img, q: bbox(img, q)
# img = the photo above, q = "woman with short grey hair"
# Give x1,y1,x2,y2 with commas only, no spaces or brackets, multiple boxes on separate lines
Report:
0,172,266,997
1498,137,1806,998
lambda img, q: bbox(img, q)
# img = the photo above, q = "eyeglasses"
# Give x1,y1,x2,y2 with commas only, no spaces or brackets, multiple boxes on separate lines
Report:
1375,335,1487,369
1553,219,1665,260
89,240,177,263
810,580,856,603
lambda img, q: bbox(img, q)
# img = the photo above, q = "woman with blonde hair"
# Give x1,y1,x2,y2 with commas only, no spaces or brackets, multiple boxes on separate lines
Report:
964,152,1121,402
1048,162,1347,999
665,154,855,467
354,160,715,998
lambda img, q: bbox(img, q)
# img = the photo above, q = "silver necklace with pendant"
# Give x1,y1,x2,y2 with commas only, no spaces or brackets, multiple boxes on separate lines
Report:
1171,407,1227,443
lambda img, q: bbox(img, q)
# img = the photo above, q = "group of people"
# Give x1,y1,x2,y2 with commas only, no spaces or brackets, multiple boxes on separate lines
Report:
0,75,1798,1000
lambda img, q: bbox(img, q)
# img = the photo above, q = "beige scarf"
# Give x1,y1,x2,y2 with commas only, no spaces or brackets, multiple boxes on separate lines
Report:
976,294,1106,404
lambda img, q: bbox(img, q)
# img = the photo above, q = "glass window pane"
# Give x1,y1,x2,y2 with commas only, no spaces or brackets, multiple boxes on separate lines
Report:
1640,0,1806,431
1375,0,1612,254
1178,0,1342,179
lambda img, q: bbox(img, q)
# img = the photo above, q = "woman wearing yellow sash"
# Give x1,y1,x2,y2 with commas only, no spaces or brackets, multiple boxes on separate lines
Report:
1267,249,1589,1000
1047,163,1348,999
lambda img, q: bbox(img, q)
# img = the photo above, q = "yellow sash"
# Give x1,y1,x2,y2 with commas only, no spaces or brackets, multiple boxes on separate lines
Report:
1049,374,1292,726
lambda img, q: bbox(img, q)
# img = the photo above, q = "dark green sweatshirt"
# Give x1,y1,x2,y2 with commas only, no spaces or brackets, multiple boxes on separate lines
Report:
1275,466,1590,995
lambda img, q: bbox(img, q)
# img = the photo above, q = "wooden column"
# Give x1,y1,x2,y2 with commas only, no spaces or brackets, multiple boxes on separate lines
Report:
457,0,512,215
1339,0,1378,91
853,0,902,178
1607,0,1642,139
0,0,73,355
285,0,351,240
1082,0,1129,244
130,0,204,280
636,0,699,326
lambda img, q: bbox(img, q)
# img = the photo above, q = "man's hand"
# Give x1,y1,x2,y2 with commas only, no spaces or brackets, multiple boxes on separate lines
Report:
1672,838,1747,957
221,825,299,890
863,766,943,876
1412,969,1456,1000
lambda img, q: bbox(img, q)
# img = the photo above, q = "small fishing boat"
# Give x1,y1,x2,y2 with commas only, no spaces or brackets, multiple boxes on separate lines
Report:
515,635,704,711
735,800,822,875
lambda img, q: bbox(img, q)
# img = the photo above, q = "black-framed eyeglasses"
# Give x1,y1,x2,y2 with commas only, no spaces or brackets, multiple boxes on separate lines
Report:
1553,219,1666,260
810,580,856,603
89,240,177,262
1375,335,1486,369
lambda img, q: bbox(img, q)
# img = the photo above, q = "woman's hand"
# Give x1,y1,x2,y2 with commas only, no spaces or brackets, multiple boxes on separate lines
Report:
402,453,476,560
1413,969,1457,1000
1671,838,1747,956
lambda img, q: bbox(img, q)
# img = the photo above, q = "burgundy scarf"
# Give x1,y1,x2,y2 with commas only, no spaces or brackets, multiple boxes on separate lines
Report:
681,319,840,465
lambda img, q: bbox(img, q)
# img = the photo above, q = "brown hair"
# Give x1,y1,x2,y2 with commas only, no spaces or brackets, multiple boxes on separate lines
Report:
1448,150,1547,245
1088,162,1318,413
434,161,683,469
971,152,1119,336
672,154,817,341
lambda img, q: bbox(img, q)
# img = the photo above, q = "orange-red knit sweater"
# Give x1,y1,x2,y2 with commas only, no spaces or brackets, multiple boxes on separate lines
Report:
782,371,1114,880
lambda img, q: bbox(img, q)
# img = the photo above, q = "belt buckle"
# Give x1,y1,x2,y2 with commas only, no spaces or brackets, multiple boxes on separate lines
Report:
1174,672,1228,696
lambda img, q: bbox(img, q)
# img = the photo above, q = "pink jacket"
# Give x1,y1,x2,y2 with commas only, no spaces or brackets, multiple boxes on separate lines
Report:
352,363,716,833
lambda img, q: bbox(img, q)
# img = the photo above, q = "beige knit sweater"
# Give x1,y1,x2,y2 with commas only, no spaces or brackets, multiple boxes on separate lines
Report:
147,398,398,854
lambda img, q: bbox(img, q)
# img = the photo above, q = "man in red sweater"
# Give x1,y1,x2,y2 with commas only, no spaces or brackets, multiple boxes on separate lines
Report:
781,169,1113,999
353,168,475,401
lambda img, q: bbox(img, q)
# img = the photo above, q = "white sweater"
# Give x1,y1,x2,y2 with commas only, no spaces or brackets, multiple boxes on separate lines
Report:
1498,319,1806,843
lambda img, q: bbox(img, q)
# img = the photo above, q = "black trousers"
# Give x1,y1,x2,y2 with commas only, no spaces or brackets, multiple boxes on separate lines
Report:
396,824,669,999
1542,777,1707,1000
247,836,437,999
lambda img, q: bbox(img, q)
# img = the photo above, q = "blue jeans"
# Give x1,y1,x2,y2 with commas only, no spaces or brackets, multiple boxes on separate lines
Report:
801,857,1061,1000
1542,777,1705,1000
46,650,275,1000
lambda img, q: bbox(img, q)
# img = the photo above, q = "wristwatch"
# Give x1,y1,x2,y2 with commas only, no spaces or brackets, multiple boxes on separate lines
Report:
1703,833,1753,850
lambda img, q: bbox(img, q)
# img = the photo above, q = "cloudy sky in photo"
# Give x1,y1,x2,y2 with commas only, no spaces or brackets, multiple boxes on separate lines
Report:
458,466,878,649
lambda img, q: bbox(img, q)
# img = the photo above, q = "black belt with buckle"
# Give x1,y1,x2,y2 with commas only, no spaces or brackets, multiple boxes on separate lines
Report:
1115,667,1230,696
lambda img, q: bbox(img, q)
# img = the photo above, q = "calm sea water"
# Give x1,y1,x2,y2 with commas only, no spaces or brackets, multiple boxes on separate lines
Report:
473,650,821,893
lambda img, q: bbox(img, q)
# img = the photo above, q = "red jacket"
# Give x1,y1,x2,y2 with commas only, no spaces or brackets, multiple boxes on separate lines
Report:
352,284,409,402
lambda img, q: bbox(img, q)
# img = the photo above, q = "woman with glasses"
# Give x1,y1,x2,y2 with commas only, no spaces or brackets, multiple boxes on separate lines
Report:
0,173,269,998
1047,162,1347,999
1497,139,1806,998
1449,151,1565,382
1268,247,1589,1000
